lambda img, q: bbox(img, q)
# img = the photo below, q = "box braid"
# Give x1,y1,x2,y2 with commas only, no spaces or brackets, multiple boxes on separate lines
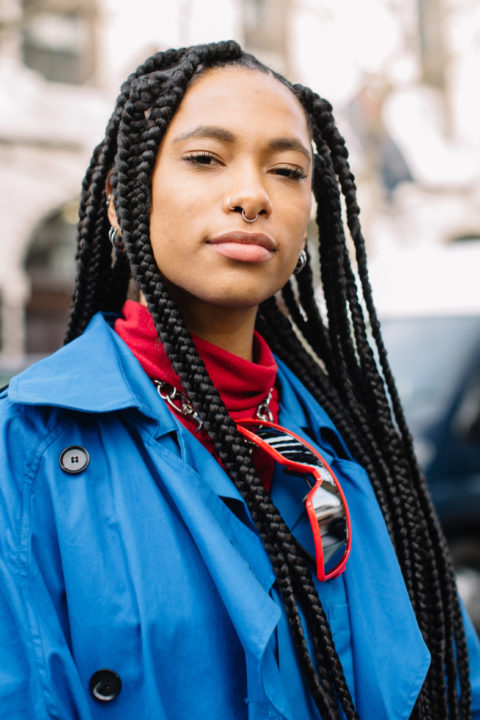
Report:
65,40,471,719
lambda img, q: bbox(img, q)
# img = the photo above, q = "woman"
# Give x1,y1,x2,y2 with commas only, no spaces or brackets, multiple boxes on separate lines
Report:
0,40,479,719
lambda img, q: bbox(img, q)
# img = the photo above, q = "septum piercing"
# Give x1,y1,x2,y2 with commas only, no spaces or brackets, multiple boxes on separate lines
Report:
241,209,258,223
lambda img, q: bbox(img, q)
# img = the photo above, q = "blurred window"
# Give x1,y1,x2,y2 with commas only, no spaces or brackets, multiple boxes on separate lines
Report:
243,0,288,59
450,234,480,244
25,199,77,354
21,0,96,84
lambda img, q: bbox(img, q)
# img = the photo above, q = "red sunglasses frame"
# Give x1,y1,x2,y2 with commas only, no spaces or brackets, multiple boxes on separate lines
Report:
236,418,352,582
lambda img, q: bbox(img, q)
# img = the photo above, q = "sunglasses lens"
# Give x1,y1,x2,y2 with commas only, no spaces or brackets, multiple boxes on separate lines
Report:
309,475,347,575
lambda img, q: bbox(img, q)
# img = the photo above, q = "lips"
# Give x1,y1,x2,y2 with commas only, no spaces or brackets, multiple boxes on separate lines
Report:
208,231,276,263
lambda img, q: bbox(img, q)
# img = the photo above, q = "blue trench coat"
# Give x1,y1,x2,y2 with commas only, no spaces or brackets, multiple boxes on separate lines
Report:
0,313,479,720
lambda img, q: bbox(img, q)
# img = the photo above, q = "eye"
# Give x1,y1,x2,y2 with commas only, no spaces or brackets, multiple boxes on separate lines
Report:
272,166,308,181
183,152,221,167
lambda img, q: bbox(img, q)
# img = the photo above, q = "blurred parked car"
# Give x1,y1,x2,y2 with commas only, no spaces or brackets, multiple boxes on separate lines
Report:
369,242,480,632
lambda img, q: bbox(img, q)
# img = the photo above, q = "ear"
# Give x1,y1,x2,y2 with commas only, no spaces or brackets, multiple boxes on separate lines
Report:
106,172,120,228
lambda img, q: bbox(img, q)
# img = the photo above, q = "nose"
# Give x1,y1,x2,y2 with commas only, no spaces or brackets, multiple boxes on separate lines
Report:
223,164,273,220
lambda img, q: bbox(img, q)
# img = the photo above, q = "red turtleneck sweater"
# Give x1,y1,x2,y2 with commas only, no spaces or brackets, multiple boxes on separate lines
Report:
114,301,279,490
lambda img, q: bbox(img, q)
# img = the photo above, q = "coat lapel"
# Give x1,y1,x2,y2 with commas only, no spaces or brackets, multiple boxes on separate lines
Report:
275,362,431,719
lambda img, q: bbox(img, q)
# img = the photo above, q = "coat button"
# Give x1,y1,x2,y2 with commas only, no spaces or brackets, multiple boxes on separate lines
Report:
89,669,122,702
59,446,90,474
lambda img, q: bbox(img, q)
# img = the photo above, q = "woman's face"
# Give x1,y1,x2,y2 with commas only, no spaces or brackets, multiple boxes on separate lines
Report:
149,66,312,317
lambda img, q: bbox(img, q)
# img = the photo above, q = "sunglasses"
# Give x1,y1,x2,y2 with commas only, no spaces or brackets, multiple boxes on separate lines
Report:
236,419,351,582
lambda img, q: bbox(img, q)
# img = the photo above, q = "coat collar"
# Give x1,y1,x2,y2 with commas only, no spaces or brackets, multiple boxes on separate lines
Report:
9,312,336,441
8,312,353,510
9,313,178,434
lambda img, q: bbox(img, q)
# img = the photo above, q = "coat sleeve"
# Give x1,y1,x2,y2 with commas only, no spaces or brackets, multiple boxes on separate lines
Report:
0,401,49,718
0,542,93,720
0,563,41,718
0,400,93,719
462,602,480,718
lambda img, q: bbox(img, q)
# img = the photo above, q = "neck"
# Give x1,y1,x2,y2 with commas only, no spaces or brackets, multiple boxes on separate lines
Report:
139,290,258,362
188,311,257,361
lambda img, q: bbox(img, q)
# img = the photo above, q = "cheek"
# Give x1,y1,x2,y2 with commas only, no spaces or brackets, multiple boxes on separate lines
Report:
302,190,313,228
287,187,311,229
150,182,201,236
286,201,311,250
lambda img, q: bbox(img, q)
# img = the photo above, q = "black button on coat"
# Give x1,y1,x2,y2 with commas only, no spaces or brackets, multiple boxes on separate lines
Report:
90,669,122,702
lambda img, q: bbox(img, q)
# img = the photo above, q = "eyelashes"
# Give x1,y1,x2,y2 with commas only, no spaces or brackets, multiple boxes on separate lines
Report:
183,152,308,181
272,167,308,180
183,152,218,166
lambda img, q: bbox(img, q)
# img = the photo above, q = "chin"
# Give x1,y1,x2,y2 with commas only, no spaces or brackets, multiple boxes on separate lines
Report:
209,289,277,309
165,276,282,315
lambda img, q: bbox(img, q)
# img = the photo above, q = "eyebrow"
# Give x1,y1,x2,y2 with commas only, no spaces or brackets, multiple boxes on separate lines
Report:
174,125,235,144
173,125,311,163
268,137,311,163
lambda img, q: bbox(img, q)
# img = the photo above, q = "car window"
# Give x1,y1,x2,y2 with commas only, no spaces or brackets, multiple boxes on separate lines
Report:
454,368,480,444
380,316,480,429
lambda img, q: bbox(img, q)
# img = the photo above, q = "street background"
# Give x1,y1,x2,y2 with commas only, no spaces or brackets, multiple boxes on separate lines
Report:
0,0,479,356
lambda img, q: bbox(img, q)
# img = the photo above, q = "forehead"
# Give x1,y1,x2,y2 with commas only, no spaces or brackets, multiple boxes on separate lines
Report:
163,66,310,142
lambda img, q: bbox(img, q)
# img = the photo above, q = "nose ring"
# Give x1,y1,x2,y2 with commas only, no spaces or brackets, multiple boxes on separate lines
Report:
241,209,258,223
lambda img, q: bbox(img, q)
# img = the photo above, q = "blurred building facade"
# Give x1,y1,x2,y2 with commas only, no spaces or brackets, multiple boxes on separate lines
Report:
1,0,480,358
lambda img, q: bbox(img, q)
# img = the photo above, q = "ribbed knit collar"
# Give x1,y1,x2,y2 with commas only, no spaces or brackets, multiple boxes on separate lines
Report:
114,300,279,423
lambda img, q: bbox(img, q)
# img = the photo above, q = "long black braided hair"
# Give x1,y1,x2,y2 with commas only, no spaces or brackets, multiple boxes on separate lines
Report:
65,40,472,719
